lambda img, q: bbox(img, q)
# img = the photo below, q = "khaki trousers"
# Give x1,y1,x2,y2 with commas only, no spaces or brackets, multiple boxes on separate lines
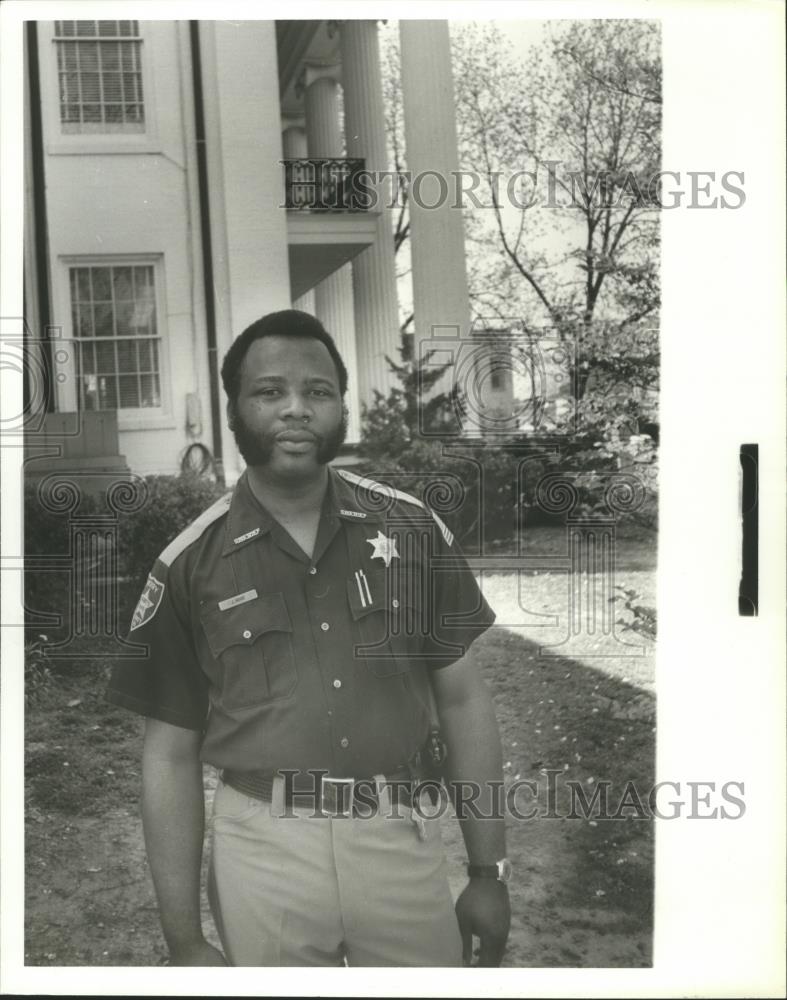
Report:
207,777,462,967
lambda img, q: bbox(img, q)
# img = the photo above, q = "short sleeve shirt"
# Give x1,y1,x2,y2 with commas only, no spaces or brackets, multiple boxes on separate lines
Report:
106,468,495,777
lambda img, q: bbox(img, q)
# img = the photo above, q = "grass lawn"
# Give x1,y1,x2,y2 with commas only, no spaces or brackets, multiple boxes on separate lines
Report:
24,524,656,967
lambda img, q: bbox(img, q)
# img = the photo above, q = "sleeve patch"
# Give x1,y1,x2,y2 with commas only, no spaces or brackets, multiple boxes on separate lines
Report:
130,574,166,632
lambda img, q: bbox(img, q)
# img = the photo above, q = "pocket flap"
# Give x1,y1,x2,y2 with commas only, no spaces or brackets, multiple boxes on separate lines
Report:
201,592,292,658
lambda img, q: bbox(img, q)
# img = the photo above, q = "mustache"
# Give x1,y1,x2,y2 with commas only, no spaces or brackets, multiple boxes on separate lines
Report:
230,409,347,467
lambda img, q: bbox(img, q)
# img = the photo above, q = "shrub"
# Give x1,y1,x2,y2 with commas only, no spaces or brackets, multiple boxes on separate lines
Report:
116,474,227,591
23,474,227,632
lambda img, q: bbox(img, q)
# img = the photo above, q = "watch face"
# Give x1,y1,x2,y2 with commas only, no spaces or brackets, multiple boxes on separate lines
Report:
497,858,513,883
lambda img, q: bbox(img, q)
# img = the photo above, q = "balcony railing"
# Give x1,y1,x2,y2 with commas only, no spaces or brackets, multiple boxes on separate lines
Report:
283,158,367,211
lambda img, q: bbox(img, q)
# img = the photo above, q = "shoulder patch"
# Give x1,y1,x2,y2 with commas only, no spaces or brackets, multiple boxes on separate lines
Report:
158,491,232,568
130,573,165,632
337,468,454,547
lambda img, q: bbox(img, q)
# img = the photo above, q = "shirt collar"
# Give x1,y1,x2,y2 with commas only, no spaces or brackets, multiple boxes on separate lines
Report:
222,467,385,556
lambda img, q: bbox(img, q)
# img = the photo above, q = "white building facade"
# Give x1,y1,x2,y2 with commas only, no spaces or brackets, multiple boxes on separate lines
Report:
24,18,471,484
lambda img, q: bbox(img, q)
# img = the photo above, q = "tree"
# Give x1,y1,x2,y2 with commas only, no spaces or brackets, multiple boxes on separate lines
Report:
451,21,660,373
377,21,660,524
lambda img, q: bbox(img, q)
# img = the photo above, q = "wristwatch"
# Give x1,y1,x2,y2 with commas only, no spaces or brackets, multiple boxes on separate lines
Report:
466,858,512,883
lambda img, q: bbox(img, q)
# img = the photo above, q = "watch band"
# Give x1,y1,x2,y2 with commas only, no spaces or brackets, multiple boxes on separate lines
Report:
466,864,499,878
467,858,512,882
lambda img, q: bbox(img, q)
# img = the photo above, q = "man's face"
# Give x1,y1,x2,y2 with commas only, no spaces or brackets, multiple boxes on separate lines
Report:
229,335,346,479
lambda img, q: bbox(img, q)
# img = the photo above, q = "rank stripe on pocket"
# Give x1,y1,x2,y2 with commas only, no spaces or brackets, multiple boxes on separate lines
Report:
354,570,373,608
218,589,258,611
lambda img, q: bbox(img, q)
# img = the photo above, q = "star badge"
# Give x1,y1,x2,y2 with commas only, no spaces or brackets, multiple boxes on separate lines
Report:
366,531,399,567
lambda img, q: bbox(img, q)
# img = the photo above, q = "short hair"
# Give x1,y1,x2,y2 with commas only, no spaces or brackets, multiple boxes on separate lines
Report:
220,310,349,405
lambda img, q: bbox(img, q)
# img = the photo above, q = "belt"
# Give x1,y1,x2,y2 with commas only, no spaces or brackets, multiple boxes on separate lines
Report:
221,767,420,818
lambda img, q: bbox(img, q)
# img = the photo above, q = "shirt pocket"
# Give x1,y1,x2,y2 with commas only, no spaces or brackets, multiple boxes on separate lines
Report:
346,567,418,678
200,592,297,710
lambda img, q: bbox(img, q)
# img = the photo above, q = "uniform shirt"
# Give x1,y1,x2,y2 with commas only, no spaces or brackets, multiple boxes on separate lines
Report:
106,467,496,777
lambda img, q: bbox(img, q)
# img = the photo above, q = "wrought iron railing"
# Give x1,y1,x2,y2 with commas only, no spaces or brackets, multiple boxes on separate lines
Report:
283,158,367,211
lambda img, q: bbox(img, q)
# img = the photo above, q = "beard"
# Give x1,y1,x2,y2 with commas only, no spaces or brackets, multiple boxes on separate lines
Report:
230,406,348,469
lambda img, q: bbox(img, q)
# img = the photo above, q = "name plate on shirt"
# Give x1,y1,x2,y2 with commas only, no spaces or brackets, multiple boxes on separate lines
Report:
218,589,258,611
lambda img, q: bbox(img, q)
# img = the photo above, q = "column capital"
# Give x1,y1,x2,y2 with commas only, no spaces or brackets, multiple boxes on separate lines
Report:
295,62,341,99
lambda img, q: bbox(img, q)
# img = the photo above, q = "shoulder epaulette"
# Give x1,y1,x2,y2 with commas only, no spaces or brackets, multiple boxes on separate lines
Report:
158,491,233,568
337,468,454,547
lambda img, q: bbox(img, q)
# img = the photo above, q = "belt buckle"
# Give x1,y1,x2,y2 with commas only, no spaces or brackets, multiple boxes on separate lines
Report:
320,776,355,818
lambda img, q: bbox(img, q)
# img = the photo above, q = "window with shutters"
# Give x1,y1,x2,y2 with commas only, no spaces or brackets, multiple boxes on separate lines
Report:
54,20,145,133
68,263,162,412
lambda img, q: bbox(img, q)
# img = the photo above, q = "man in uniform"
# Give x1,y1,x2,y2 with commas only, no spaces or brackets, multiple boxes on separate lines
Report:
107,310,511,967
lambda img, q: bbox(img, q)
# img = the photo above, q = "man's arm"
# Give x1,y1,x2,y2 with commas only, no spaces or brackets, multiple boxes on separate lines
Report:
431,653,511,967
141,718,226,966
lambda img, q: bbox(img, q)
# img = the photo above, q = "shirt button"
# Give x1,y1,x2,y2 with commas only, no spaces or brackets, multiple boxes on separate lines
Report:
333,679,342,689
242,629,252,639
320,622,330,631
392,599,400,609
309,567,317,575
340,737,349,748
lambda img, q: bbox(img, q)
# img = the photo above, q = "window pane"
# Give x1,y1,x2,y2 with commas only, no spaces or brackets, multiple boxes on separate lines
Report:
137,339,152,371
61,45,78,71
116,339,137,373
118,374,140,408
73,268,92,302
140,374,161,408
113,267,133,301
93,302,114,337
81,374,98,410
121,73,138,102
80,341,96,375
133,265,155,299
105,104,123,123
75,304,93,338
103,72,122,101
59,72,80,102
102,45,120,72
98,375,118,410
91,267,111,301
121,43,137,71
62,104,81,123
98,21,117,37
149,339,160,372
115,300,135,337
129,301,154,334
81,71,100,102
82,104,102,123
78,41,98,71
95,341,116,373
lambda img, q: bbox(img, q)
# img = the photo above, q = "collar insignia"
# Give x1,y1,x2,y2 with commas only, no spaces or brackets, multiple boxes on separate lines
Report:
234,527,260,545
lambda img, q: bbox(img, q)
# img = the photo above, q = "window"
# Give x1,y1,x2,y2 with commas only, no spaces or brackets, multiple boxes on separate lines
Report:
69,264,161,411
55,20,144,132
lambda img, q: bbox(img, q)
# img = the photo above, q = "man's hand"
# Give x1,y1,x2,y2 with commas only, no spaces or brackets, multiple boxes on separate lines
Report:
168,939,228,966
455,878,511,967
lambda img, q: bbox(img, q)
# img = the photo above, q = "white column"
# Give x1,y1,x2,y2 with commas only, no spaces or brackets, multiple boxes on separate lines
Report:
281,124,316,314
400,21,471,405
340,20,400,412
199,21,291,483
281,123,307,158
303,69,360,442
